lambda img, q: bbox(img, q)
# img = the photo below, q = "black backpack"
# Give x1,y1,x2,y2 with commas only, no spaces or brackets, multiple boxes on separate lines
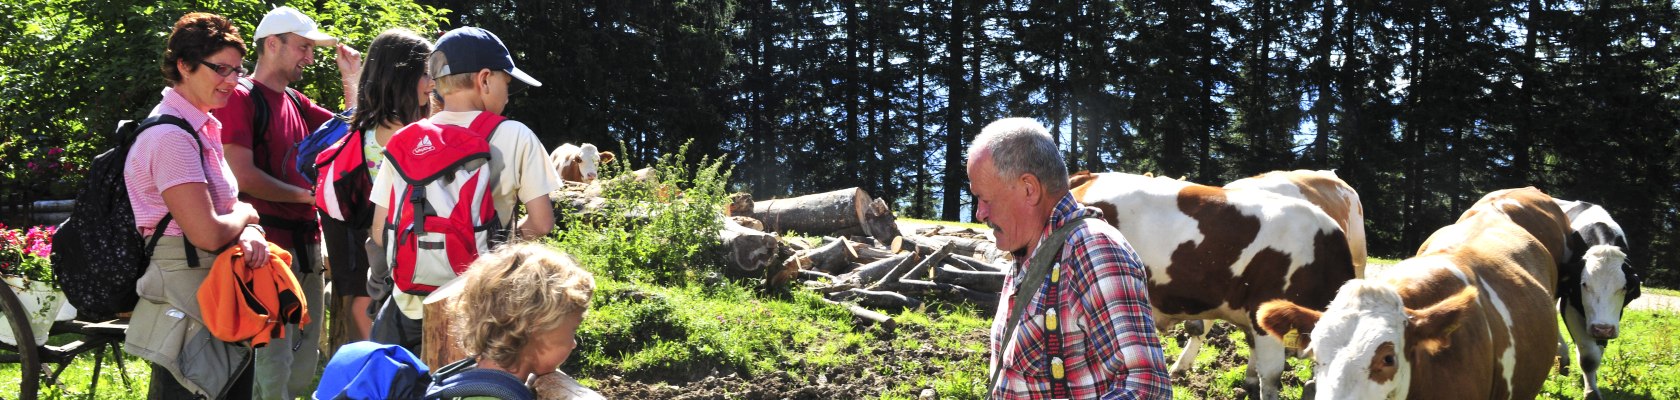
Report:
51,115,203,320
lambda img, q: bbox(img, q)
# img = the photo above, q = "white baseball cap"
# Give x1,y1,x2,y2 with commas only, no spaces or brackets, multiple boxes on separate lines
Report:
253,7,337,46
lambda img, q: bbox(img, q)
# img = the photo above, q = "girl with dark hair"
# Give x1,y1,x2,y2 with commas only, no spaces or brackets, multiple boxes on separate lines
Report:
127,12,267,399
320,28,434,343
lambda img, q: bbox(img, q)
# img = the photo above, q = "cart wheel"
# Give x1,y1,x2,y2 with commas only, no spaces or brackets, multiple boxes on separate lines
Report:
0,283,41,400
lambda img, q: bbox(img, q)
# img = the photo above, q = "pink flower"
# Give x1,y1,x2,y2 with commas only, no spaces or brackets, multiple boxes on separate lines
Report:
47,147,63,156
28,242,49,258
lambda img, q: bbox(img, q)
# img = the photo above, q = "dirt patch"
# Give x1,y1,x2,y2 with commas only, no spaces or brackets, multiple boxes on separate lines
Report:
592,322,988,399
1163,322,1310,400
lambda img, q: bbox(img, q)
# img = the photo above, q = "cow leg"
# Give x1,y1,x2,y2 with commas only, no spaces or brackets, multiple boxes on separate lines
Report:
1563,303,1604,399
1556,337,1572,375
1556,299,1576,375
1580,341,1605,400
1170,320,1210,377
1244,327,1286,400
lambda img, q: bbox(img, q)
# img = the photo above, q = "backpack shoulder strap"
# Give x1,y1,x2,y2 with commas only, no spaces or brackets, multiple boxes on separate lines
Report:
426,358,533,400
239,78,272,166
282,87,305,114
133,114,214,266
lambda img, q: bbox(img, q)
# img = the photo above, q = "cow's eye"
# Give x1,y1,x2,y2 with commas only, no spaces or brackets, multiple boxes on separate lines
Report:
1382,354,1396,367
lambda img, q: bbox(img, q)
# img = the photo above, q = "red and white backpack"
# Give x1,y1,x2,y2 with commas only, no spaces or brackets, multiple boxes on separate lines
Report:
381,112,506,295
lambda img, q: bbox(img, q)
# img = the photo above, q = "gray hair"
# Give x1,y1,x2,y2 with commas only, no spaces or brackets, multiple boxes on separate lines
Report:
968,118,1069,196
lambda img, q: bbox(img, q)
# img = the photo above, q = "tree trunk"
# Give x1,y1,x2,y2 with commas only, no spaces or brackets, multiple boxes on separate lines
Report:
324,295,359,360
788,237,862,275
422,299,467,370
718,217,788,284
750,188,901,244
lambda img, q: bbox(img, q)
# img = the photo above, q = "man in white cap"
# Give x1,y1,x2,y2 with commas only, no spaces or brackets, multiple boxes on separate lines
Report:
209,6,360,400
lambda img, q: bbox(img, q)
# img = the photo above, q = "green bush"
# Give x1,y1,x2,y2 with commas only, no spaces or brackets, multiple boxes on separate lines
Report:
552,140,733,285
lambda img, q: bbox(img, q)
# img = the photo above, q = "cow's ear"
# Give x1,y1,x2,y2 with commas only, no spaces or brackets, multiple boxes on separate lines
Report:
599,151,615,164
1406,287,1477,355
1258,300,1322,350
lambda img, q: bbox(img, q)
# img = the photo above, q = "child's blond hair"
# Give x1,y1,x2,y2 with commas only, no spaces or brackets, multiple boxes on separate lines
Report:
427,51,479,96
448,243,595,368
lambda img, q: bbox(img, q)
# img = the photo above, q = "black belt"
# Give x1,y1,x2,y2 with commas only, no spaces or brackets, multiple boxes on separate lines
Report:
259,215,318,274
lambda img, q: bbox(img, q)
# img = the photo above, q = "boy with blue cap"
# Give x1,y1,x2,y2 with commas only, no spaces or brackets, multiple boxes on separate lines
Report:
366,27,561,352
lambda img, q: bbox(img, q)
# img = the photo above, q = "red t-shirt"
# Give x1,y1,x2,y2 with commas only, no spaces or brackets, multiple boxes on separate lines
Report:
211,80,333,248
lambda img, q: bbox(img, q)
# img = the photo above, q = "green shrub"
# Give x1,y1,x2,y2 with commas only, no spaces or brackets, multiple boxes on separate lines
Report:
552,140,733,284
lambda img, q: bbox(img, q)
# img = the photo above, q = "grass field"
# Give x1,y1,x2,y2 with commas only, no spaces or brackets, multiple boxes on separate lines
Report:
4,254,1675,399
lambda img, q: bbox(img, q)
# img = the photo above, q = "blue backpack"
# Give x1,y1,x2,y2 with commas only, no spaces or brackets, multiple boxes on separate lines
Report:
424,358,534,400
313,341,431,400
296,109,355,185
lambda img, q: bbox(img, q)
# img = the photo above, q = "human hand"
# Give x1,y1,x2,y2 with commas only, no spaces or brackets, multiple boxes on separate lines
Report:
239,227,269,269
335,43,363,83
233,202,261,225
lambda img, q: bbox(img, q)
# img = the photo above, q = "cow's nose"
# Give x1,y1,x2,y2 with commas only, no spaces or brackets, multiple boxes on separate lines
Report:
1590,324,1618,339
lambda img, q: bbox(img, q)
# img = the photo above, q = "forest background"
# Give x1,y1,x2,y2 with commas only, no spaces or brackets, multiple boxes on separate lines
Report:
2,0,1676,285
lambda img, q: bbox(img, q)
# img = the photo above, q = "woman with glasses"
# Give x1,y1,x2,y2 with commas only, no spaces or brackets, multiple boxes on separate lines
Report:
123,12,270,399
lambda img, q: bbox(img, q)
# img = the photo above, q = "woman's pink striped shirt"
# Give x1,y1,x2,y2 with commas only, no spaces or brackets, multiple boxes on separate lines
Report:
124,87,240,237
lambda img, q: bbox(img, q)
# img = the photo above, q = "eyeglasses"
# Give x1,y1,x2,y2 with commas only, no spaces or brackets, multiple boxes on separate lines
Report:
198,60,248,78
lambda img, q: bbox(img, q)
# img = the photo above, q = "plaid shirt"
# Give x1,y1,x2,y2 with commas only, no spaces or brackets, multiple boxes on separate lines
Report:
989,194,1171,399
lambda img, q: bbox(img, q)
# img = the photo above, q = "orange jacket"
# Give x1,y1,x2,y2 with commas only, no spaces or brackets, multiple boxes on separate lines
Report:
197,244,310,347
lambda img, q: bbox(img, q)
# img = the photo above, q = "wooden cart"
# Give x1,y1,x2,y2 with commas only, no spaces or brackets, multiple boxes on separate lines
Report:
0,285,131,400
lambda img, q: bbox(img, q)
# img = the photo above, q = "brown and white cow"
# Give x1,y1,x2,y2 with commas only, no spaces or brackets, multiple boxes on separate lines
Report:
1420,187,1571,282
1259,190,1563,400
549,143,615,183
1226,169,1368,277
1069,171,1355,400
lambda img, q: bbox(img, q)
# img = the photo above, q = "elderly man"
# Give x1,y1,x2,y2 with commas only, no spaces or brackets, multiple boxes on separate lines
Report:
968,118,1171,399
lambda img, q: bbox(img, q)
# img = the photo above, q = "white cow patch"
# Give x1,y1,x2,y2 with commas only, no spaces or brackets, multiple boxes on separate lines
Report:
1477,278,1518,398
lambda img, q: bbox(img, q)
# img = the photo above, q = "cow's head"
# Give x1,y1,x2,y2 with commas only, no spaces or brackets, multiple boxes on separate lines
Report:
1258,280,1477,400
570,144,613,182
1577,244,1636,340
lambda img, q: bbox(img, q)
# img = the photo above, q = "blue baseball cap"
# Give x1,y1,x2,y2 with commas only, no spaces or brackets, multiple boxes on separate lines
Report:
432,27,541,87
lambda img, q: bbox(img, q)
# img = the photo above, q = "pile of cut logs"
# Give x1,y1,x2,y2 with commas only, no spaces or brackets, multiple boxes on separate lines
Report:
551,181,1011,329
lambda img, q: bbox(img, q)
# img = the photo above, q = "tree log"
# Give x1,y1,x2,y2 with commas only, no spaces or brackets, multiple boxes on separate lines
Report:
799,269,840,283
749,188,901,244
952,254,1008,273
727,192,754,216
827,288,923,310
841,252,915,285
852,243,898,264
875,279,999,310
788,237,860,275
933,265,1005,293
821,299,896,332
877,242,953,287
717,217,787,284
